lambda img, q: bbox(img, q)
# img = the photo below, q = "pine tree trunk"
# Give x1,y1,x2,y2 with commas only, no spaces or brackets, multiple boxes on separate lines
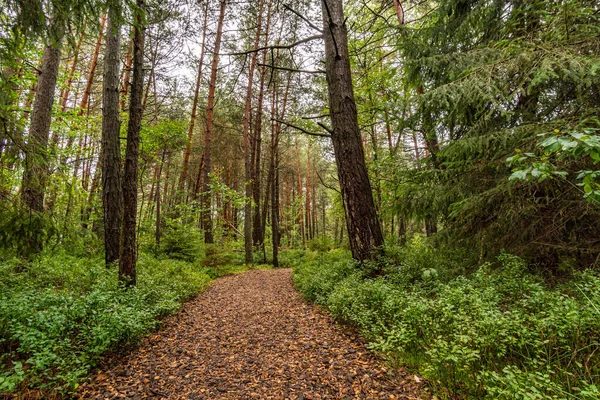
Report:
102,3,124,266
201,0,227,245
20,37,62,255
120,36,133,111
178,1,208,197
321,0,384,262
80,13,107,116
155,148,166,248
251,5,270,248
241,0,264,262
120,0,145,286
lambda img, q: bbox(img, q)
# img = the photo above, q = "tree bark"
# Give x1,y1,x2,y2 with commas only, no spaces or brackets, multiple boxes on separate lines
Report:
201,0,227,245
120,0,145,286
178,1,209,197
120,35,133,111
241,0,264,262
102,2,124,266
79,13,107,116
20,36,63,255
321,0,384,262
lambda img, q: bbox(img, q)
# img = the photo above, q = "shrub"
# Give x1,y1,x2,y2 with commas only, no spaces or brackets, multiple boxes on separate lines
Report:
0,250,211,394
292,245,600,399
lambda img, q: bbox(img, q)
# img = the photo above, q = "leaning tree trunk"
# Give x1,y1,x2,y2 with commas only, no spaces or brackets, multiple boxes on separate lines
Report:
102,1,124,266
201,0,227,245
321,0,384,262
20,35,63,255
120,0,145,286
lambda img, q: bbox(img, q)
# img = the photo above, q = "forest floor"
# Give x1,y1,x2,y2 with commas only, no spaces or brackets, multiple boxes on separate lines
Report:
77,269,423,399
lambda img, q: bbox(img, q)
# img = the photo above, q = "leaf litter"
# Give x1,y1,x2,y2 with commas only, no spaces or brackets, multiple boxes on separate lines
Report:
78,269,423,399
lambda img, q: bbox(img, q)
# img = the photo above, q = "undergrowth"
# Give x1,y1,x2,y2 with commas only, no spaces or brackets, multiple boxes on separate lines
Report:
292,238,600,399
0,241,255,396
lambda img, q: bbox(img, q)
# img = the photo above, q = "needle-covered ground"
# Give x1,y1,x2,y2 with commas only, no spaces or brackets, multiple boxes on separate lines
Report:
78,269,422,399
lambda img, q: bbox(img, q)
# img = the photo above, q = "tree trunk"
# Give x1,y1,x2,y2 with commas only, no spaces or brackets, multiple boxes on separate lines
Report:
201,0,227,245
20,37,63,255
60,27,85,112
271,72,291,267
102,3,123,266
178,1,209,197
155,148,166,248
241,0,264,262
120,36,133,111
79,13,107,116
120,0,145,286
321,0,384,262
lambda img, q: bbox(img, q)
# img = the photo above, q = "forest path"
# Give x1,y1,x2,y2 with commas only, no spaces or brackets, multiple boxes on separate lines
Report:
78,269,421,399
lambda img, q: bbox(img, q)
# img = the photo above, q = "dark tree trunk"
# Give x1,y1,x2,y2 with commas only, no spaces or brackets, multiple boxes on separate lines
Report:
102,3,123,266
321,0,384,262
20,38,62,255
120,0,145,286
201,0,227,245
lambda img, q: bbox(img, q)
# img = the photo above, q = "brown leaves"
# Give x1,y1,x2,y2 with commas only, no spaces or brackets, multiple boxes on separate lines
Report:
78,270,423,399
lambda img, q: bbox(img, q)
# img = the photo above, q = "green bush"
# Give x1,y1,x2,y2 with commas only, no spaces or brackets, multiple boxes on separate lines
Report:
292,244,600,399
0,250,211,394
158,224,204,262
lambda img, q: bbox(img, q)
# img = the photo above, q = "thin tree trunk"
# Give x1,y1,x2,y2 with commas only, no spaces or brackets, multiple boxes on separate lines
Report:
305,143,311,241
252,0,270,249
79,13,107,116
321,0,384,263
201,0,227,245
271,72,292,267
120,0,145,286
155,148,166,248
295,139,305,248
178,1,208,196
120,36,133,111
102,2,124,266
241,0,263,262
59,27,85,113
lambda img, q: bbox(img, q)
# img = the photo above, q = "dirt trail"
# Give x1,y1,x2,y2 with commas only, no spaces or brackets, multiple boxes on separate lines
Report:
78,269,421,399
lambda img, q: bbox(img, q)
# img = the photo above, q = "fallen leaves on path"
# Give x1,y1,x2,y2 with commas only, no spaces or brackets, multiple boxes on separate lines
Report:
78,269,423,399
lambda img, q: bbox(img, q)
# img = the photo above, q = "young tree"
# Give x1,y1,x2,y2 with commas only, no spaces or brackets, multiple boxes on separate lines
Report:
321,0,384,262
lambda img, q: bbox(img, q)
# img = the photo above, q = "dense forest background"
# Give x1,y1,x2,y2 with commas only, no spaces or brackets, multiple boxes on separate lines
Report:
1,0,599,398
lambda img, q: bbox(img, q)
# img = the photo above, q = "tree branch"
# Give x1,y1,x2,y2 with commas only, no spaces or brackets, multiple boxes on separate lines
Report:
272,118,331,138
229,35,323,56
283,4,323,33
258,63,325,75
317,121,334,134
316,169,340,193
